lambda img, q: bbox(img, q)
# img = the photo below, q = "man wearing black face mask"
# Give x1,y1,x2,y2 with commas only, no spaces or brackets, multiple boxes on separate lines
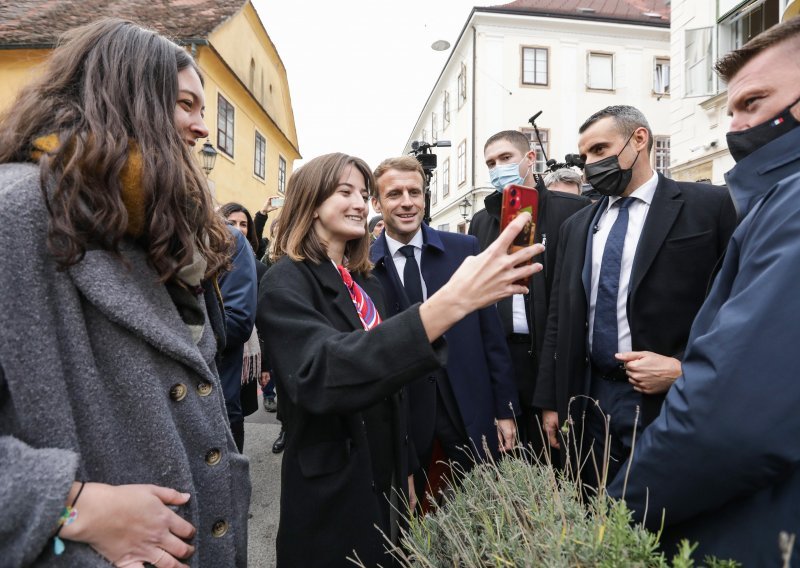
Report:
533,105,736,487
606,17,800,566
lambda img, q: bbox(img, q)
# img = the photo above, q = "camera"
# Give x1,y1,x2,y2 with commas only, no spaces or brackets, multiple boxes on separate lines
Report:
409,140,451,224
545,153,584,173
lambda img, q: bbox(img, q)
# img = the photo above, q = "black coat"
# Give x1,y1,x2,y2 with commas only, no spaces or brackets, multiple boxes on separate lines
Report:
533,175,737,444
258,257,446,567
469,186,590,403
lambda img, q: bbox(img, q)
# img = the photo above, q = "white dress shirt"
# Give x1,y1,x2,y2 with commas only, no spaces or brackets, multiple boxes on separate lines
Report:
511,294,529,334
588,170,658,355
385,229,428,301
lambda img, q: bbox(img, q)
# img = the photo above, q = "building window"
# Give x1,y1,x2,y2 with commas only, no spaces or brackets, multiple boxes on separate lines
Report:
438,223,450,232
278,156,286,194
254,132,266,179
719,0,780,56
522,46,548,86
685,27,714,96
431,112,438,142
520,127,550,173
654,57,670,95
457,140,467,186
217,94,235,157
442,158,450,197
431,171,438,205
654,136,670,177
457,63,467,109
587,52,614,91
443,91,451,128
457,221,466,234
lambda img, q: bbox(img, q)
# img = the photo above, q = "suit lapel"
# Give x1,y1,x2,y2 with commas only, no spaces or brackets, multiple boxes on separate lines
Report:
371,235,411,311
420,225,447,297
583,200,607,304
629,176,682,298
68,245,217,382
306,259,364,331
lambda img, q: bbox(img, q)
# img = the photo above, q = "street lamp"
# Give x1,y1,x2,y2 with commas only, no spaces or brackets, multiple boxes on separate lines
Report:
199,141,218,175
458,195,472,222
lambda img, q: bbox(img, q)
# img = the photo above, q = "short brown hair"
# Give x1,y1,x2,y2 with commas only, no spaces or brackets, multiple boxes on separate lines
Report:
484,130,531,155
271,152,375,275
373,156,425,198
715,16,800,82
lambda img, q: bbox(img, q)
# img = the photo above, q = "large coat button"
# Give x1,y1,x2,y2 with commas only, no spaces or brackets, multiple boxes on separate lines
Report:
169,384,187,402
197,382,213,397
205,449,222,466
211,519,228,537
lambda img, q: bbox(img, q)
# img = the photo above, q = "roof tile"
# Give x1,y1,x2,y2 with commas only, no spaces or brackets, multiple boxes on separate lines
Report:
486,0,670,26
0,0,247,46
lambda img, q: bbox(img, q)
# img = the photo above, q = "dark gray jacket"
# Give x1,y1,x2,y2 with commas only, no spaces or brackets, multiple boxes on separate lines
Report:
608,127,800,565
0,163,250,566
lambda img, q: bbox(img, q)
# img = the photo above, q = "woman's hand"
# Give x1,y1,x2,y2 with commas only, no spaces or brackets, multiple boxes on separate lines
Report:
421,212,544,341
59,482,196,568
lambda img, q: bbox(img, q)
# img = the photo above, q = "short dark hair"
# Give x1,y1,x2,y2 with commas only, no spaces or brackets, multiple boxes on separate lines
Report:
373,156,425,193
484,130,532,155
715,16,800,82
579,105,653,153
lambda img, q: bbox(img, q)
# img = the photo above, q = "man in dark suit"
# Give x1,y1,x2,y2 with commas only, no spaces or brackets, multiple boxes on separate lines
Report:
534,105,736,487
470,130,590,453
370,156,519,500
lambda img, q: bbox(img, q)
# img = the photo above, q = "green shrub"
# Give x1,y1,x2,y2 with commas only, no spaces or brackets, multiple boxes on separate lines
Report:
376,457,739,568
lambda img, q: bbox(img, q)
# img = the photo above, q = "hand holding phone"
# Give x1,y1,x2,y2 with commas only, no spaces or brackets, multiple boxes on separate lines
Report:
499,184,539,285
270,196,285,207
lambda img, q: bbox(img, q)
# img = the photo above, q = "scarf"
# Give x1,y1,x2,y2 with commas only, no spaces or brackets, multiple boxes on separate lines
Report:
336,264,382,331
241,328,261,385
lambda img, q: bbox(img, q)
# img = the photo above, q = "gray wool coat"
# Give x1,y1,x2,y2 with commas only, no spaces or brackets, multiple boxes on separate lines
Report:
0,163,251,566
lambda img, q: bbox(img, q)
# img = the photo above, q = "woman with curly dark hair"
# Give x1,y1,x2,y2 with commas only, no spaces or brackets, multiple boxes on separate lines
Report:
0,19,249,567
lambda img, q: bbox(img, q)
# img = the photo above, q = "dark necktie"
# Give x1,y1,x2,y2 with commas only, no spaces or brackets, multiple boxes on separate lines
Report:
592,197,636,372
399,245,424,305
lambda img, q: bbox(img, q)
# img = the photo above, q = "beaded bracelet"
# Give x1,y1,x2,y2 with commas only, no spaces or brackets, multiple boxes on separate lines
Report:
53,481,85,556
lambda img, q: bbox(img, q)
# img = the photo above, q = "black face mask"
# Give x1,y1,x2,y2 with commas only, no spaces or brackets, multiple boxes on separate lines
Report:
726,95,800,163
583,131,641,197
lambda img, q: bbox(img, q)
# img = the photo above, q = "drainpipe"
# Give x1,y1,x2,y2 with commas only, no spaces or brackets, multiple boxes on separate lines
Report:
471,24,477,193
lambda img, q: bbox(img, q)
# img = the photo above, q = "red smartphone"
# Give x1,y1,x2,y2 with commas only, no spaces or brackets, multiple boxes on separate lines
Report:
499,184,539,285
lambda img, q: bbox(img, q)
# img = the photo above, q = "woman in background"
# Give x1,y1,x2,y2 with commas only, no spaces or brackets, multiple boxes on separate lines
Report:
220,202,268,426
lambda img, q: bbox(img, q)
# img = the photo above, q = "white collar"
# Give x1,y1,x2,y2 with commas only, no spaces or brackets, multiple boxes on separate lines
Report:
385,228,424,258
608,169,658,209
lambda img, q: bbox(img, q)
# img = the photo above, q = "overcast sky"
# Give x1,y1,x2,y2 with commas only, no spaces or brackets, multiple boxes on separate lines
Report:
252,0,493,169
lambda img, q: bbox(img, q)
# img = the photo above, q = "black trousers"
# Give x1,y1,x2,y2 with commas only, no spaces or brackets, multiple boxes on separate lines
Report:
507,340,547,460
582,374,642,491
413,386,472,500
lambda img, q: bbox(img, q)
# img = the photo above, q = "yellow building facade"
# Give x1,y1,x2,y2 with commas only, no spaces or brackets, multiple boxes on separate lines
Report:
0,0,299,219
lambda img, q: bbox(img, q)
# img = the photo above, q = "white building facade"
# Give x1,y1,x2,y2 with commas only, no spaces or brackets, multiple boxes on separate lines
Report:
404,1,671,232
669,0,798,184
